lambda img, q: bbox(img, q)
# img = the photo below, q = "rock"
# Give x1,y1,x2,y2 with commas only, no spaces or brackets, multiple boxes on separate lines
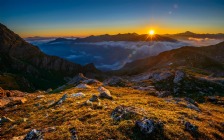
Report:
75,83,91,89
150,72,172,82
133,86,156,91
82,79,101,85
187,104,201,112
185,122,198,133
103,76,129,87
68,73,88,85
46,88,52,93
36,95,45,99
84,100,93,106
71,92,86,98
184,97,198,107
0,116,14,125
135,118,164,136
24,129,43,140
69,127,78,140
0,88,25,97
173,70,185,84
49,94,67,107
111,105,143,121
98,86,113,100
89,95,99,102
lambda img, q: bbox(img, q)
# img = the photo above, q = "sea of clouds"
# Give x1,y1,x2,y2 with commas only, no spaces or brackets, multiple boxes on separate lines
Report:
26,37,223,71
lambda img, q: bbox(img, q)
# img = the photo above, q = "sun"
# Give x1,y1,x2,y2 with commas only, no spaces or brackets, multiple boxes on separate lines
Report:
149,30,155,35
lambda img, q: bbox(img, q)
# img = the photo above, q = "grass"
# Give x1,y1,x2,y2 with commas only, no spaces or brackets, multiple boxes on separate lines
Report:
0,86,224,139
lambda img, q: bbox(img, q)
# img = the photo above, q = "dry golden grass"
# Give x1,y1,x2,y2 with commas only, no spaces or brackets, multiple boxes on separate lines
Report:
0,86,223,140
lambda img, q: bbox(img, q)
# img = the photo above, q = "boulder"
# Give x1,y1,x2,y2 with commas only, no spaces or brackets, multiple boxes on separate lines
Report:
98,86,113,100
135,118,164,137
111,105,143,121
89,95,99,102
150,72,172,82
75,83,91,89
71,92,86,98
173,70,185,84
103,76,129,87
23,129,43,140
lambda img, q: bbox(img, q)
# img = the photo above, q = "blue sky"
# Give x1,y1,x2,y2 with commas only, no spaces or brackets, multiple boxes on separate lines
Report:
1,0,224,37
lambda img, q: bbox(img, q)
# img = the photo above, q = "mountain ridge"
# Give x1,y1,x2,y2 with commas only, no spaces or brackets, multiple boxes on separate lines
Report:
0,23,101,91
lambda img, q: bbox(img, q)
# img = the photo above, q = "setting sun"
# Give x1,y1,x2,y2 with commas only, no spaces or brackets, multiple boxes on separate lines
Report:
149,30,155,35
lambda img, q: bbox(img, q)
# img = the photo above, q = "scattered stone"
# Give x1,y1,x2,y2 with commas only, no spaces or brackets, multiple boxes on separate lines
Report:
24,129,43,140
98,86,113,100
0,116,14,125
135,118,155,134
71,92,86,98
185,122,198,133
69,127,78,140
111,105,144,121
173,70,185,84
89,94,99,102
75,83,91,89
84,100,93,106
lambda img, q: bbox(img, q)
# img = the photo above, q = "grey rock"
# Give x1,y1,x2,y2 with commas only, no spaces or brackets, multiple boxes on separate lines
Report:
173,70,185,84
71,92,86,98
23,129,43,140
89,95,99,102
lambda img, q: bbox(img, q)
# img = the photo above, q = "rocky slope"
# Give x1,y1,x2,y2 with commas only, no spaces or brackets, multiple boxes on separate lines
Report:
0,23,100,91
0,74,223,140
119,41,224,75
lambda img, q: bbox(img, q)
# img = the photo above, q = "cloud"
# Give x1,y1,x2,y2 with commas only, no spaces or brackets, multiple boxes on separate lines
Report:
181,37,223,46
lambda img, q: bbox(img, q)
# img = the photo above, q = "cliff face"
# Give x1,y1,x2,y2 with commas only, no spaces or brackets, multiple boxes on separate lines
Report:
0,23,100,91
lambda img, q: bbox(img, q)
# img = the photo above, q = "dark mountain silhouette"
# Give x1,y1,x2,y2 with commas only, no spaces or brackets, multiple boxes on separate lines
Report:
0,23,100,91
47,33,177,44
117,41,224,75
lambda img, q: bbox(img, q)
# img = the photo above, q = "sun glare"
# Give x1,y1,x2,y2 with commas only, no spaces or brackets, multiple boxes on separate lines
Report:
149,30,155,35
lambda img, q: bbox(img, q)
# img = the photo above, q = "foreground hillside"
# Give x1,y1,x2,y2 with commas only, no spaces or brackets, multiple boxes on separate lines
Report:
1,74,223,140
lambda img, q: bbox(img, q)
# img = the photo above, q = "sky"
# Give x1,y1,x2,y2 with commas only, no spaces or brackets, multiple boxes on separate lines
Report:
0,0,224,37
